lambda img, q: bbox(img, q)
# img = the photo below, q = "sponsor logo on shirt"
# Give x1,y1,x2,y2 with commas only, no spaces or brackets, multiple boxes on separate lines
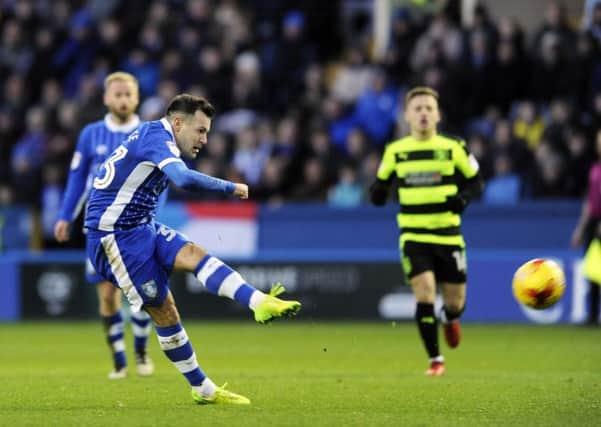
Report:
405,171,442,186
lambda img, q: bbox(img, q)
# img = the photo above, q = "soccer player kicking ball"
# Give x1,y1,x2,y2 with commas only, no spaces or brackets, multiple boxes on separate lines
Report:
84,94,301,404
55,72,154,379
370,87,482,376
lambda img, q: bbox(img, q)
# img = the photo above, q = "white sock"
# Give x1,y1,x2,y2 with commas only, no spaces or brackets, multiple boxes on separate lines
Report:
249,291,266,310
193,377,217,398
430,355,444,364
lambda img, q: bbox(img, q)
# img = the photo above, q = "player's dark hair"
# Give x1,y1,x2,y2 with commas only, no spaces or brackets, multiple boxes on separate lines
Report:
166,94,215,118
405,86,439,106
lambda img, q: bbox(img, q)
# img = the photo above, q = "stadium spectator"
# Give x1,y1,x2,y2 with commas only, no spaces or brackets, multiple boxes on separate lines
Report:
564,129,594,197
491,41,525,115
492,119,532,178
353,70,400,146
328,163,363,207
513,101,545,150
384,8,418,85
482,154,522,205
331,46,376,105
531,141,566,198
11,106,47,204
289,157,329,202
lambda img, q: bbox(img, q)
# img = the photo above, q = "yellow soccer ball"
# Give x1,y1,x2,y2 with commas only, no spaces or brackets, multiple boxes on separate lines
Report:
512,259,566,310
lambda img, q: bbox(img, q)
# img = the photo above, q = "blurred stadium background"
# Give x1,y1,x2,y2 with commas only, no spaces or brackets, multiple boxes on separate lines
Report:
1,0,597,324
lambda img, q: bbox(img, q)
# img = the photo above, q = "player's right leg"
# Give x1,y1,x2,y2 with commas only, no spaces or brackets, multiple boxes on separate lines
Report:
410,271,445,376
161,227,300,323
403,242,445,376
96,280,128,379
144,292,250,405
90,224,249,404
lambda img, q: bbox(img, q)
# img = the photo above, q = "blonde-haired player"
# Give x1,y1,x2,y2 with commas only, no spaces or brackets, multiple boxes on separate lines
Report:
370,87,483,376
55,71,154,379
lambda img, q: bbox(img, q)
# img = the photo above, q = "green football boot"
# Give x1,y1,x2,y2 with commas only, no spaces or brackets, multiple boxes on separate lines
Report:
253,282,301,324
191,383,251,405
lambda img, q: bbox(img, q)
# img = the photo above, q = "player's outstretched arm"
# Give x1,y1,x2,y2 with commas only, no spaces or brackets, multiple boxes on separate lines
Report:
232,183,248,199
162,160,248,199
55,129,94,242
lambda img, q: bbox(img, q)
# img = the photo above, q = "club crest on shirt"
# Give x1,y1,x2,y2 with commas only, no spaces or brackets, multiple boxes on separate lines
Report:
140,280,158,299
166,141,180,157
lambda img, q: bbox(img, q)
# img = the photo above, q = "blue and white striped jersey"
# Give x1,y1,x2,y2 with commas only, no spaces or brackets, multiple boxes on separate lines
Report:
58,114,141,222
86,118,237,232
85,118,182,231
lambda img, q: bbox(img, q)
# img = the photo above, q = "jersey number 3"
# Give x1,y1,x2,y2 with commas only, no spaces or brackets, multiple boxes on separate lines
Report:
93,146,128,189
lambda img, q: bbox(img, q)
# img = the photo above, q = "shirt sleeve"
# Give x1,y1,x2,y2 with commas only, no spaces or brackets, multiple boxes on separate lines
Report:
453,139,479,179
58,126,93,221
376,145,396,181
162,160,235,194
143,131,185,170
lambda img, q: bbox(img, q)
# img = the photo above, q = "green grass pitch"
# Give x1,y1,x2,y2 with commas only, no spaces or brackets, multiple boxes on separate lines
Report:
1,321,599,426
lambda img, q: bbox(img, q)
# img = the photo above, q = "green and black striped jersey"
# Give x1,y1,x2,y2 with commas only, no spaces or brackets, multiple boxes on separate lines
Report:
376,133,479,247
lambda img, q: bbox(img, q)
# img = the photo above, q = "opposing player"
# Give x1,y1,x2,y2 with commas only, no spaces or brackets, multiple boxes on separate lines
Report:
369,87,483,376
84,94,301,404
54,72,154,379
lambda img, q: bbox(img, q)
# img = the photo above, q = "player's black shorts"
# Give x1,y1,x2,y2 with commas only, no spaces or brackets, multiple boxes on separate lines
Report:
401,240,467,283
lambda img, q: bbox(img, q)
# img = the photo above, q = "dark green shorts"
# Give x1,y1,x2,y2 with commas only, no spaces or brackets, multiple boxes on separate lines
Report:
401,240,467,283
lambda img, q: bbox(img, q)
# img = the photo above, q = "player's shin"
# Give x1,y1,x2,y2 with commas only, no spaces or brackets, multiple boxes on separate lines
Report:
193,255,265,309
131,310,152,355
415,303,441,359
101,312,127,370
155,323,216,398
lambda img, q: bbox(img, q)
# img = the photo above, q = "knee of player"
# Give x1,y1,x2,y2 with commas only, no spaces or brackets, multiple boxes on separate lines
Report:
176,242,207,269
444,301,465,315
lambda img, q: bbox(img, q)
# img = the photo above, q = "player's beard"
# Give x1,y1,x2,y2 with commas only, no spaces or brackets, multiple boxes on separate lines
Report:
111,106,134,123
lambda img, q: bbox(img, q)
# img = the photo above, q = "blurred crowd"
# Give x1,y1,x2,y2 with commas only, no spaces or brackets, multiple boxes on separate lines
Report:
1,0,601,226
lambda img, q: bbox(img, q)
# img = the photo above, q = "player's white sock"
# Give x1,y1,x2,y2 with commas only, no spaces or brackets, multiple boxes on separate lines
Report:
194,255,265,308
192,378,217,398
430,355,445,364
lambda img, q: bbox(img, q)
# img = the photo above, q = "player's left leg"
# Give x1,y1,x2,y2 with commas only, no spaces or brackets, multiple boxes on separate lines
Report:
437,244,468,349
171,241,301,324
